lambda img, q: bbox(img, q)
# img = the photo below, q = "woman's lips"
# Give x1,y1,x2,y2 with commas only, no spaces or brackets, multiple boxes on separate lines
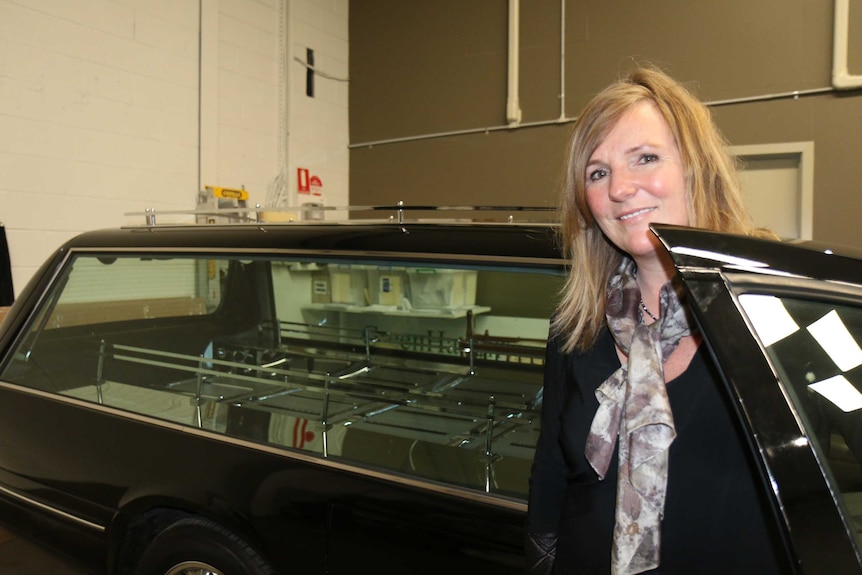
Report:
618,207,655,221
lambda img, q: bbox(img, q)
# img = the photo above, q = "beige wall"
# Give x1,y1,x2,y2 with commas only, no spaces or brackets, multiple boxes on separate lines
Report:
349,0,862,247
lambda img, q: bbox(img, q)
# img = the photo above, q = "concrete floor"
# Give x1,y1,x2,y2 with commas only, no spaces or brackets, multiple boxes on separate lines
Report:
0,527,93,574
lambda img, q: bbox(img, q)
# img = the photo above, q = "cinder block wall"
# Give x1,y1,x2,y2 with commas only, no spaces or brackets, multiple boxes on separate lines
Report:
0,0,349,299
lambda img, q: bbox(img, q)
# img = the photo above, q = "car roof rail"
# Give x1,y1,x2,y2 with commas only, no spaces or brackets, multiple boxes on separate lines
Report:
124,201,559,227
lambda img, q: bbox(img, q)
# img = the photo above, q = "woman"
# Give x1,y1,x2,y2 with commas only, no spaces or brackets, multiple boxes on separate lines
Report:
526,67,788,574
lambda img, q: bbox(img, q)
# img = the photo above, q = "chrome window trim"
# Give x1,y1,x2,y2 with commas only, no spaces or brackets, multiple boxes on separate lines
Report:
65,246,567,268
0,481,106,533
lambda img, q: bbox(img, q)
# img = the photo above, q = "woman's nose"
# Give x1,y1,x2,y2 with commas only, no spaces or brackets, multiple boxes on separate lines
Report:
608,170,637,201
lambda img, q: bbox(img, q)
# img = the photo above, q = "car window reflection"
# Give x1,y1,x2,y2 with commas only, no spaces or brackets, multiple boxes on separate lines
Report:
0,254,564,501
740,294,862,541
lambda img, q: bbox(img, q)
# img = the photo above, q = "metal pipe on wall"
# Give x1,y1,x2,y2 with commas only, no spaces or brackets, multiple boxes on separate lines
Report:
351,3,851,149
507,0,522,125
559,0,566,121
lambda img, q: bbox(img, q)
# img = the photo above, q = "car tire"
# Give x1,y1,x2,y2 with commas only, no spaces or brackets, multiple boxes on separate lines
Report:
134,516,274,575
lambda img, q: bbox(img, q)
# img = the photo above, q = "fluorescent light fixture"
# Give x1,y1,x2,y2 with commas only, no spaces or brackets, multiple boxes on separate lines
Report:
809,374,862,412
807,309,862,372
739,294,799,347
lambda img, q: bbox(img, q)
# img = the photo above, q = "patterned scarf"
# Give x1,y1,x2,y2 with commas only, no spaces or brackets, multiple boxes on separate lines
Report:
585,258,692,575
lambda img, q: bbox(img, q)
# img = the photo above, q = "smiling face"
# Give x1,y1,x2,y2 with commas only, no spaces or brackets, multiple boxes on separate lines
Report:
584,100,689,263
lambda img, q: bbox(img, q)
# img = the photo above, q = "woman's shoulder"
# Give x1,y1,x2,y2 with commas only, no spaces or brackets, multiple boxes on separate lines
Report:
572,326,616,362
548,327,619,392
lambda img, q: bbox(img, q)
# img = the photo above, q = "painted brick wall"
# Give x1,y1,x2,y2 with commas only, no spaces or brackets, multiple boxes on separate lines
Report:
288,0,350,216
0,0,349,298
200,0,280,207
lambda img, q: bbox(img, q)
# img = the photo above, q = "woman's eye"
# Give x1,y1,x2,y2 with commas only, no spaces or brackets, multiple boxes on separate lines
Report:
588,168,607,182
639,153,659,164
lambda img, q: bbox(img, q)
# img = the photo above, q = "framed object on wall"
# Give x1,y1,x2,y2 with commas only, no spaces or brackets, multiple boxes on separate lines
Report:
731,142,814,240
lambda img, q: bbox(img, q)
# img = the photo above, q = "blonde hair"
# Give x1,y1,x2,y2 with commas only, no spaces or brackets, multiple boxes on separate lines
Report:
553,66,771,353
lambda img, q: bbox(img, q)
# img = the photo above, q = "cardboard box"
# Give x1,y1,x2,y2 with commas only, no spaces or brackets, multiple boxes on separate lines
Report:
366,268,405,306
406,269,477,310
378,273,403,306
328,265,369,305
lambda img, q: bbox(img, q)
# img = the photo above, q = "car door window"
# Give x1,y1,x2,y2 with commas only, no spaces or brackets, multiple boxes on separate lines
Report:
740,293,862,542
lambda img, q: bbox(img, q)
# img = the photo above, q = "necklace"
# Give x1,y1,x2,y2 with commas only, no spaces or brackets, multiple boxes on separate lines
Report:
640,298,659,322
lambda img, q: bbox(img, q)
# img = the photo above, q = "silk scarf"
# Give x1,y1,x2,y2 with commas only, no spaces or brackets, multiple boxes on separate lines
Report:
585,258,692,575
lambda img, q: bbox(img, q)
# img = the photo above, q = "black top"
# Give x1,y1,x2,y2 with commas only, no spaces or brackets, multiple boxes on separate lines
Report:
527,328,790,574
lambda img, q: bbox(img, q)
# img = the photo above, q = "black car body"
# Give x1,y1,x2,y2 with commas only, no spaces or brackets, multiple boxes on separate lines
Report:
1,215,862,574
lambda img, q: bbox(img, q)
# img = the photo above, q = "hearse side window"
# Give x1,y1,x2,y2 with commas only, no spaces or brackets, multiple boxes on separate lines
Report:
0,253,564,500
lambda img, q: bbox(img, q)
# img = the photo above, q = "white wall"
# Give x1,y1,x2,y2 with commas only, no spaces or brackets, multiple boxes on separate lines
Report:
287,0,350,216
0,0,349,298
200,0,282,208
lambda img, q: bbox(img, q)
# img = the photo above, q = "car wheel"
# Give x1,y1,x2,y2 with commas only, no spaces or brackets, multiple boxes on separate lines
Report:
135,516,274,575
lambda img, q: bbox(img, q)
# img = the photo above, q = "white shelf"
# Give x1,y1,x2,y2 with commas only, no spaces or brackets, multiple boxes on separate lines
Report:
303,303,491,319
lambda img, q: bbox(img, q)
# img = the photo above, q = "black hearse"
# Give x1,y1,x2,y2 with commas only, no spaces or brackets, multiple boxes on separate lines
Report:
2,208,862,574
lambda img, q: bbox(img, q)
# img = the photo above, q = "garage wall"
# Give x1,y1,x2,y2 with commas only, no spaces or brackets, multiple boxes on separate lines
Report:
287,1,350,217
199,0,282,209
348,0,862,248
0,0,200,294
5,1,860,299
0,0,349,299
